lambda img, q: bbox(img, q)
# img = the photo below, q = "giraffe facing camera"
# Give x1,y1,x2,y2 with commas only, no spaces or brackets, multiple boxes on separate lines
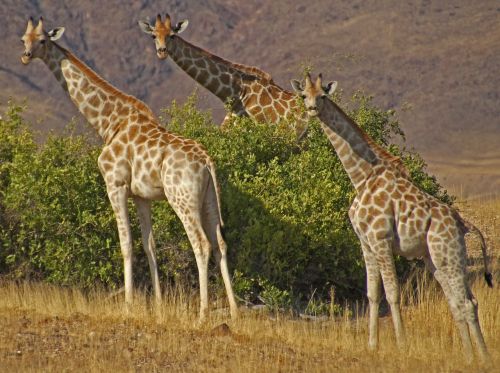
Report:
20,16,239,322
138,13,310,138
291,72,493,363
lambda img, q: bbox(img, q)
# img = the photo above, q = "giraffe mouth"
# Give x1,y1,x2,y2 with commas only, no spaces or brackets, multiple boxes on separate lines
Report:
156,50,168,60
21,55,32,65
307,109,319,117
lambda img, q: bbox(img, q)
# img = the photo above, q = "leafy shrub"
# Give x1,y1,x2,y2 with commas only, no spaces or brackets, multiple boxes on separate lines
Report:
0,94,451,306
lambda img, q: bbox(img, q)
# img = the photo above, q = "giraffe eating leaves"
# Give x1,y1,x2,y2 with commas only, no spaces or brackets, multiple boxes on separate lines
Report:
291,73,493,363
20,17,238,321
138,13,309,138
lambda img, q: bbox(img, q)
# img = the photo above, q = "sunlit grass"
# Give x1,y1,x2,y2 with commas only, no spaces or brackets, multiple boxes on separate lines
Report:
0,198,498,372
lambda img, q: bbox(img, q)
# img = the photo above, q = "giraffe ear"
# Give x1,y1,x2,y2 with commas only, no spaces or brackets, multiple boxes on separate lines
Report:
173,20,189,34
138,20,154,35
47,27,65,41
324,81,338,96
290,79,303,94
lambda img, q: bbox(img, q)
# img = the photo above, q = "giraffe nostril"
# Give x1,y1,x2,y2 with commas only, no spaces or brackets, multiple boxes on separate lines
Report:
24,51,32,57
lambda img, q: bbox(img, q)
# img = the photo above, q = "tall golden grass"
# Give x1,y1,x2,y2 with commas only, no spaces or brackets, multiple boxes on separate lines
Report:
0,198,498,372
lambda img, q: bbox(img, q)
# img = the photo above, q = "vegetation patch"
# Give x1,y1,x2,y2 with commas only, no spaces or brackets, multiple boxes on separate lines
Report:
0,93,451,310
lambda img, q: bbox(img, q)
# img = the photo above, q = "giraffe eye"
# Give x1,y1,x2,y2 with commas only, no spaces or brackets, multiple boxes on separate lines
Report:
151,34,156,39
40,39,46,44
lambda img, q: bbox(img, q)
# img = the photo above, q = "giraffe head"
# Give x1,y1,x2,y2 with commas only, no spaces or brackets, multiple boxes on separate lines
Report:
20,17,65,65
138,14,189,60
291,73,337,117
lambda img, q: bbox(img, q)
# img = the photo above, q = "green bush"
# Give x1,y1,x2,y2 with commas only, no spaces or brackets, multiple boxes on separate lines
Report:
0,93,451,306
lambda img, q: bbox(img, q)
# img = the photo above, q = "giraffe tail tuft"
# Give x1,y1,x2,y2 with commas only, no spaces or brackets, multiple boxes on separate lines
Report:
485,272,493,288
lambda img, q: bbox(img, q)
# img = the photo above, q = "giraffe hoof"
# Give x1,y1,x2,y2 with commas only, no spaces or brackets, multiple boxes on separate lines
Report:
230,309,239,320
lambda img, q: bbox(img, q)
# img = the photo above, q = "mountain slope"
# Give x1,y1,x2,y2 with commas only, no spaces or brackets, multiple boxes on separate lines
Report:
2,0,500,196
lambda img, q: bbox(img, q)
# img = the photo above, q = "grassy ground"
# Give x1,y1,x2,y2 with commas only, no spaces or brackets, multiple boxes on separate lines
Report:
0,199,498,372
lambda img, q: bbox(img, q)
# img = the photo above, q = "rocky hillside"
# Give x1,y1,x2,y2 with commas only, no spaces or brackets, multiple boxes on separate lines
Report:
2,0,500,196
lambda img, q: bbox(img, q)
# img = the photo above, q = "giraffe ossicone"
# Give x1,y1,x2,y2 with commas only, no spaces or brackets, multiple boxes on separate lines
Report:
20,16,239,321
138,13,309,138
292,72,493,363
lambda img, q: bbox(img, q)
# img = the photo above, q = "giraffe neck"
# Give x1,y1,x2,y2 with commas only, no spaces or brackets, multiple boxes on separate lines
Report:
318,99,392,192
167,36,274,105
41,42,155,144
167,36,239,103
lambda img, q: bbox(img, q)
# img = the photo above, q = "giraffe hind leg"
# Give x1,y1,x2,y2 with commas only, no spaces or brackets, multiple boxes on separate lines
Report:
464,286,491,363
426,235,489,362
432,264,474,362
178,208,212,322
134,196,162,306
201,176,238,319
163,171,212,322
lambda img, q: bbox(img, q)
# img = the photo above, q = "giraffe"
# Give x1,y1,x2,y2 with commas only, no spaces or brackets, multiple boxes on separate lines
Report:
291,73,493,362
138,14,308,138
20,17,238,321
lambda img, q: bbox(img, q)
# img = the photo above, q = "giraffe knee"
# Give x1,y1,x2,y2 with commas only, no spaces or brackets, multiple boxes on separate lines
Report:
385,289,401,305
464,298,479,322
367,288,381,304
194,239,212,259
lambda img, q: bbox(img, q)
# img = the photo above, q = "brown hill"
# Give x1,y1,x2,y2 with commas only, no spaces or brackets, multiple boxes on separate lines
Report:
2,0,500,197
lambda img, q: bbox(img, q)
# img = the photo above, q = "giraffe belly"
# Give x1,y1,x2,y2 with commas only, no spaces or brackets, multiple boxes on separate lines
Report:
130,176,165,200
394,231,427,259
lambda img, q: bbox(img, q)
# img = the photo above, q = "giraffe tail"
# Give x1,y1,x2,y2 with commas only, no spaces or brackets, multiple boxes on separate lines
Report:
463,220,493,288
206,161,224,229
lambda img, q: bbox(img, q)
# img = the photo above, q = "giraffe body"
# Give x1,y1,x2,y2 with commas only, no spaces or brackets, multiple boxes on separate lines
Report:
21,17,238,321
139,14,307,137
292,74,493,362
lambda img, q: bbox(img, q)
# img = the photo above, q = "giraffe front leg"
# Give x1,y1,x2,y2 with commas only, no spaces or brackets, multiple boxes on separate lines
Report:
361,242,382,350
372,239,406,348
107,184,134,307
134,197,162,307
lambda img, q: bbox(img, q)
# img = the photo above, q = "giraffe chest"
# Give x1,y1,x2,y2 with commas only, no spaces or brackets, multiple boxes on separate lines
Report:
129,149,166,200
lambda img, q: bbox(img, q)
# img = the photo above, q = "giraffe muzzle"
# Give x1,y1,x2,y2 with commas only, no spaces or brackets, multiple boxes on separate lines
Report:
156,47,168,59
21,51,32,65
307,107,318,116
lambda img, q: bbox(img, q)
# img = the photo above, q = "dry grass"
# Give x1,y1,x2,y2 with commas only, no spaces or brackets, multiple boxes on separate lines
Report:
0,199,499,372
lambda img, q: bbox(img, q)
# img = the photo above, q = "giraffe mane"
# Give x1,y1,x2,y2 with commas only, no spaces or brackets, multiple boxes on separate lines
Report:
176,36,275,83
54,43,157,121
